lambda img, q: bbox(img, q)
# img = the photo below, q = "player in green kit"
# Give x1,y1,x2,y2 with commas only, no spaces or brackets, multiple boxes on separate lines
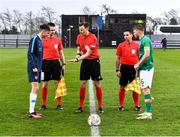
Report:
133,24,154,120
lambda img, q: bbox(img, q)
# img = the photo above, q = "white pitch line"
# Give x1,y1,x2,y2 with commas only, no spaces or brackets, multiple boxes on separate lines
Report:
88,79,100,137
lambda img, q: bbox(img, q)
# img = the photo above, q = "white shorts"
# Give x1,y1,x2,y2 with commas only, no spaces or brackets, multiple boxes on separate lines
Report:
139,68,154,89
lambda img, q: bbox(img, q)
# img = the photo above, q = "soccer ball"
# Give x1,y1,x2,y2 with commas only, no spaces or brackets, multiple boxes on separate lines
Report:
88,114,101,126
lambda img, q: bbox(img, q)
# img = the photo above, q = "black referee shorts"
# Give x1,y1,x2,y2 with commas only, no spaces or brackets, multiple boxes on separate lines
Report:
80,59,103,81
42,60,62,81
119,64,136,86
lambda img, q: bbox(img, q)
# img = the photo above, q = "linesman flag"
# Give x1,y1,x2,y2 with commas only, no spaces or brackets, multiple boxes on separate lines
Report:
55,76,67,99
125,77,141,94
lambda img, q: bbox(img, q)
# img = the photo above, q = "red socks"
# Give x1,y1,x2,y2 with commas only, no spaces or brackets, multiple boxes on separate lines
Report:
118,88,139,107
96,87,102,108
42,88,48,106
79,87,86,108
56,97,62,106
133,91,139,107
119,88,125,107
42,88,62,106
79,86,103,109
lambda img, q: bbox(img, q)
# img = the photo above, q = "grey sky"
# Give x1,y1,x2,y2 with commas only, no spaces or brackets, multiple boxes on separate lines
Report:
0,0,180,17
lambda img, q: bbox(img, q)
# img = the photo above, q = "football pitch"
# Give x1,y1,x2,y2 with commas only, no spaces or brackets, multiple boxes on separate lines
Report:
0,48,180,136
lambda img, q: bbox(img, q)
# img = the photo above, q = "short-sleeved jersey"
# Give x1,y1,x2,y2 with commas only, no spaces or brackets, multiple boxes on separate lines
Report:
76,34,83,46
116,41,139,65
139,36,154,70
42,36,63,60
77,33,99,60
27,35,43,70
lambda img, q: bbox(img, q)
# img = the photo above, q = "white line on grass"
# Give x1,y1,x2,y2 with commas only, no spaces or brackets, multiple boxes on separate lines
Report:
88,79,100,137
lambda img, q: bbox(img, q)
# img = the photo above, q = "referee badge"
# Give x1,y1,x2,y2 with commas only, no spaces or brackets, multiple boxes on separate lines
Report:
54,44,58,49
131,49,136,55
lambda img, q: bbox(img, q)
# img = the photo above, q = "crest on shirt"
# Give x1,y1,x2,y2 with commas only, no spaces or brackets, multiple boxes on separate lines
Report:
38,47,42,52
131,49,136,55
90,45,96,48
54,44,58,49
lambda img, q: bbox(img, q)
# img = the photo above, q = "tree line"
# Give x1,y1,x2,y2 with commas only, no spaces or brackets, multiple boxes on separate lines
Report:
0,6,59,34
0,4,179,34
82,4,180,33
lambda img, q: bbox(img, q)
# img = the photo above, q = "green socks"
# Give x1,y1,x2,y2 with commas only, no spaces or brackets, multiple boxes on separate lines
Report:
144,94,152,113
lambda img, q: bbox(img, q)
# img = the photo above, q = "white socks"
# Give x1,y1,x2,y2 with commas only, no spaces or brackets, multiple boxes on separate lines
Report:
29,92,37,113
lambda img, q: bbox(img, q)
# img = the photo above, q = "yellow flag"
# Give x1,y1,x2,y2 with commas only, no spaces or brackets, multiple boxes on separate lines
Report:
125,77,141,94
55,77,67,99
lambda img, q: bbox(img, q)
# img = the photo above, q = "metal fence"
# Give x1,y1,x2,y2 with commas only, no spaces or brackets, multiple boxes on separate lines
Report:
0,34,31,48
150,34,180,48
0,34,180,48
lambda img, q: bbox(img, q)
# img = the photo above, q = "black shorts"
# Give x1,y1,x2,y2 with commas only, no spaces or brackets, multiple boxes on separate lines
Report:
42,60,62,81
119,64,136,86
80,59,103,81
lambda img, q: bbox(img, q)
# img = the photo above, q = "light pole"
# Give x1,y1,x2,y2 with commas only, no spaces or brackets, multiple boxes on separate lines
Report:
59,15,62,37
67,25,73,48
96,24,99,46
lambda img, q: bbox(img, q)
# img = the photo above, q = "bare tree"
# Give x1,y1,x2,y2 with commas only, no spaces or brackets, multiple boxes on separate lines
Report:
24,11,35,35
0,12,7,30
13,10,23,33
82,6,96,15
3,9,13,29
167,9,179,18
170,18,178,25
153,17,166,25
161,9,180,25
100,4,117,16
54,14,62,36
41,6,56,22
34,15,47,33
146,16,157,32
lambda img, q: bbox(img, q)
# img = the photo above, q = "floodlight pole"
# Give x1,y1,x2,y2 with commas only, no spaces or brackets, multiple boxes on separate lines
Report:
68,25,73,48
97,24,99,46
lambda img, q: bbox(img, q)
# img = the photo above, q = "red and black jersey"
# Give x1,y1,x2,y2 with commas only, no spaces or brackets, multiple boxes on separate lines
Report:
116,41,139,65
42,36,63,60
76,33,99,60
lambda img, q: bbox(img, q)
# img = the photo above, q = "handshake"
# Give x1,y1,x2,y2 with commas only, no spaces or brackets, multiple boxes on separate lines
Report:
68,53,81,62
68,58,79,62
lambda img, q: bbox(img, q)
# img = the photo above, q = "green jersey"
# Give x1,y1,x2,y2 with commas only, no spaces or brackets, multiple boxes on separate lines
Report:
139,36,154,71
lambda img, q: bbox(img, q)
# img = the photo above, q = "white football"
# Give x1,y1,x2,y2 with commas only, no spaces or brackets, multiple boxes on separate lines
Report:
88,114,101,126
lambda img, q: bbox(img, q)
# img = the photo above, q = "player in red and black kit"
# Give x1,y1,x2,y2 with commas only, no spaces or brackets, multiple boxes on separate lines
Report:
116,30,141,112
71,22,104,113
40,22,66,110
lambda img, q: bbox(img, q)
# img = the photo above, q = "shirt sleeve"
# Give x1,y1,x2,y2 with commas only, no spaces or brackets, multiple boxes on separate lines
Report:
87,35,98,49
76,35,80,46
28,37,38,69
116,44,122,57
58,39,63,50
143,38,151,50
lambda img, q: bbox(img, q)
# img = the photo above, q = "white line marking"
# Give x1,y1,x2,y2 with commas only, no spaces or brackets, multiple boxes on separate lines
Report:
88,79,100,137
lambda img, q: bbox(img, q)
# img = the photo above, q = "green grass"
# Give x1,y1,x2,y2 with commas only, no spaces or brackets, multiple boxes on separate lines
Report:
0,48,180,136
